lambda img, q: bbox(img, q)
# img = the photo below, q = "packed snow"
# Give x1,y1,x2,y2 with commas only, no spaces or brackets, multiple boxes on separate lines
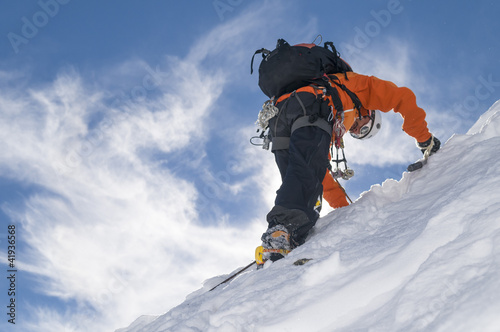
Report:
119,100,500,332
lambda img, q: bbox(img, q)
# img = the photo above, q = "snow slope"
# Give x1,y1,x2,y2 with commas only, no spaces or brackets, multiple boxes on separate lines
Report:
119,101,500,332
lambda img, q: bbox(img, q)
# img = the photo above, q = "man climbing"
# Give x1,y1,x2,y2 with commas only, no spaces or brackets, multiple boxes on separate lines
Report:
257,50,441,263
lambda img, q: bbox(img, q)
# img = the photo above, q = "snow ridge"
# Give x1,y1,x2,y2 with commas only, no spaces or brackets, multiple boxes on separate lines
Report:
120,101,500,332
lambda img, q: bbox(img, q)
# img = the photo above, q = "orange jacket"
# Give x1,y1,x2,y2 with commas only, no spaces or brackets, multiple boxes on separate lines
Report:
322,72,431,209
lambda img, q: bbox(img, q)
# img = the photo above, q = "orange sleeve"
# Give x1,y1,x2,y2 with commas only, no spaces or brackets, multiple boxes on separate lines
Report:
340,73,432,143
322,170,349,209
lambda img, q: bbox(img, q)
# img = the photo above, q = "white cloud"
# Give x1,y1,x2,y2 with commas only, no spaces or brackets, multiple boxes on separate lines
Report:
351,39,416,87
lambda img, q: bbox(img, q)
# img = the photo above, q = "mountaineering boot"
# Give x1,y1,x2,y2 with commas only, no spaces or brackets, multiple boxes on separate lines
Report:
260,224,291,263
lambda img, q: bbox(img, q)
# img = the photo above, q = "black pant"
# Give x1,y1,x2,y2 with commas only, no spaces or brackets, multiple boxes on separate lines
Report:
267,126,331,245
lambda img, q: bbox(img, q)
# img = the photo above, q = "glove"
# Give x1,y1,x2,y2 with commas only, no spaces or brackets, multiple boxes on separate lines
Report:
417,135,441,157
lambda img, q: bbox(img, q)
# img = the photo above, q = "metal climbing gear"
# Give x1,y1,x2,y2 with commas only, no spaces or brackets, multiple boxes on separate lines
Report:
251,99,277,150
330,138,354,180
250,128,271,150
256,99,278,130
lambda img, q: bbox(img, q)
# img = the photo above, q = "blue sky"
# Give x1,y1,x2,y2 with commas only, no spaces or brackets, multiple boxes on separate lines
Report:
1,1,499,331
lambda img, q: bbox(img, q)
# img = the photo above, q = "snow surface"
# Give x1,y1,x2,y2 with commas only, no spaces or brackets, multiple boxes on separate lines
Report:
119,100,500,332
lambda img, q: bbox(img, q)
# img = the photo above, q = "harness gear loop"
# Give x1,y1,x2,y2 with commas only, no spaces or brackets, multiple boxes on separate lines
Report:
312,34,323,45
250,127,271,150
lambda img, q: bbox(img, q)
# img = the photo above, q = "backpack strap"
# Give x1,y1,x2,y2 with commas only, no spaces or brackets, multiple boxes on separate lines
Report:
251,48,270,74
328,75,363,112
319,75,345,115
324,42,353,78
314,74,363,148
251,39,291,74
324,41,337,53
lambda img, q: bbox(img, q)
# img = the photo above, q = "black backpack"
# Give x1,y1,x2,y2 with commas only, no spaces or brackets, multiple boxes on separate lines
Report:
251,39,353,99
